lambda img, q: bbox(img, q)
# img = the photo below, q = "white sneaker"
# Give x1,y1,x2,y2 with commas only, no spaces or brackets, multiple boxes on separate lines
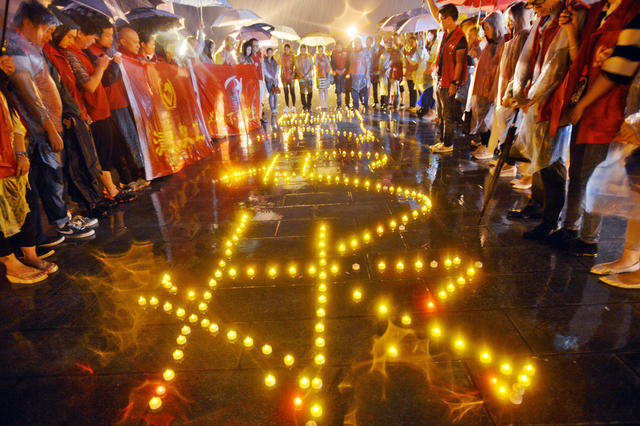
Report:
284,107,289,114
499,165,517,177
512,182,532,191
292,106,296,113
472,145,494,160
431,142,453,153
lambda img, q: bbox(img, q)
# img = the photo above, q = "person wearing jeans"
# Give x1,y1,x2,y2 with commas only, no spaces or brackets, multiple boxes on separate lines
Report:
331,40,348,109
425,0,468,153
263,48,279,115
547,0,640,256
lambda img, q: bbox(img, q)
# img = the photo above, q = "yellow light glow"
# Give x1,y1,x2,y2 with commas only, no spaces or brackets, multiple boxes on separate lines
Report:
265,374,276,388
453,256,461,265
378,304,389,316
243,336,254,348
294,396,303,408
227,330,237,341
501,363,512,374
387,345,399,357
363,232,371,242
396,261,405,272
284,354,295,366
457,276,466,285
289,265,297,277
176,308,186,318
149,396,162,411
149,297,159,306
444,258,452,267
315,337,325,347
318,295,327,304
201,318,210,328
247,267,256,278
209,323,219,334
454,339,465,350
378,261,386,272
377,225,384,235
401,315,412,326
163,369,175,381
352,289,362,302
316,308,326,317
315,322,325,333
228,268,237,279
518,374,531,387
467,267,475,276
176,335,187,345
138,296,147,306
481,352,492,363
181,325,191,335
198,302,208,312
310,403,323,418
314,354,325,365
299,376,310,389
318,283,327,292
203,291,212,300
312,377,323,389
268,267,277,278
308,265,316,276
209,279,217,288
261,344,272,355
415,260,423,271
172,349,184,361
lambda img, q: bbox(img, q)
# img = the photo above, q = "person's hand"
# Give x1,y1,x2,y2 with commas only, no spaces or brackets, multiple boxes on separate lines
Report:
615,121,640,146
15,154,29,177
112,54,122,65
569,101,586,124
96,54,110,71
511,93,531,109
63,118,72,129
0,56,15,75
448,83,458,97
559,6,578,33
48,130,64,152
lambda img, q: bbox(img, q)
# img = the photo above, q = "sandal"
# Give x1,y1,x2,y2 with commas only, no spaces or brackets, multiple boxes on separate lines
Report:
6,269,48,284
23,259,58,275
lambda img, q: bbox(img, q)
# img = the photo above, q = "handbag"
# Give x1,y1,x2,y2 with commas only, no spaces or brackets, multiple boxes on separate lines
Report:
269,85,281,95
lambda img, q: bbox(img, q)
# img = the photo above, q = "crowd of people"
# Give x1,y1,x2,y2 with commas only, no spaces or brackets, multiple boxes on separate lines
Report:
1,1,151,284
1,0,639,289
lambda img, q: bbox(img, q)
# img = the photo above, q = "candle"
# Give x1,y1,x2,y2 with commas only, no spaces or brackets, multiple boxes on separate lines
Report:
315,337,325,347
181,325,191,336
149,297,159,307
310,404,323,418
155,385,166,396
176,335,187,345
227,330,237,342
401,315,412,326
173,349,184,360
138,296,147,306
176,308,185,319
200,318,210,328
315,322,325,333
163,369,175,381
261,344,272,356
264,374,276,388
299,376,310,389
283,354,295,367
149,397,162,411
352,289,362,302
163,302,172,312
314,354,325,365
188,314,198,323
243,336,254,348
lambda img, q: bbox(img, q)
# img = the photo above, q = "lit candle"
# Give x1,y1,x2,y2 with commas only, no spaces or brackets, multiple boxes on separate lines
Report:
226,330,237,342
396,261,404,272
316,308,326,317
149,396,162,411
415,260,423,272
315,337,325,347
299,376,310,389
261,344,272,356
181,325,191,335
283,354,295,367
378,304,388,316
188,314,198,323
352,289,362,302
209,323,219,334
312,377,323,389
387,345,399,357
377,225,384,235
156,385,166,396
314,354,325,365
201,318,210,328
315,322,325,333
149,297,159,307
264,374,276,388
243,336,254,348
430,260,438,268
209,279,217,288
138,296,147,306
378,261,386,272
173,349,184,360
163,369,175,381
198,302,208,312
203,291,212,300
176,308,185,319
401,315,412,326
176,335,187,345
310,404,323,418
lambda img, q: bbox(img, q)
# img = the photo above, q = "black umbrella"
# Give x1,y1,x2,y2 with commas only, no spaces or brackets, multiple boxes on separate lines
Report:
124,7,184,33
479,110,520,220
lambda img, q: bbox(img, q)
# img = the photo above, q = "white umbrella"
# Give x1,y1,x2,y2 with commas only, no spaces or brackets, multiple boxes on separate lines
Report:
398,14,438,34
168,0,230,6
271,25,300,41
212,8,261,27
299,32,335,47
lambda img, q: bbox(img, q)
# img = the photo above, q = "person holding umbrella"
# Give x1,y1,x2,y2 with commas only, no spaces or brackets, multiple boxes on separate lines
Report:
139,32,157,62
295,45,313,112
280,43,296,113
262,47,279,116
349,37,370,111
238,40,254,64
368,34,384,109
249,38,266,122
214,36,237,65
403,35,420,110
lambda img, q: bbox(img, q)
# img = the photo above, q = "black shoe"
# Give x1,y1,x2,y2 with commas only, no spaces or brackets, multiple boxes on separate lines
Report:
57,221,95,239
17,246,55,260
548,228,579,248
507,204,543,220
568,239,598,257
38,235,65,248
523,223,556,241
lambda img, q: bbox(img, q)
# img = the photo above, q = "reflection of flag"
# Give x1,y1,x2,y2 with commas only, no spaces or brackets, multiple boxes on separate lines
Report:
224,76,243,112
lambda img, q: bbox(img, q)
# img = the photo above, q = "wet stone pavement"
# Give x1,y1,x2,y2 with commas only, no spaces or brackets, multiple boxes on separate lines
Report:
1,110,640,425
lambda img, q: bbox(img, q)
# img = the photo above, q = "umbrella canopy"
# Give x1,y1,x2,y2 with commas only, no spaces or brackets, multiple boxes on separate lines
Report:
125,7,183,33
398,13,438,34
230,23,273,41
64,0,128,22
167,0,230,7
440,0,514,12
212,8,261,27
380,7,426,31
259,35,279,48
271,25,300,41
299,32,335,47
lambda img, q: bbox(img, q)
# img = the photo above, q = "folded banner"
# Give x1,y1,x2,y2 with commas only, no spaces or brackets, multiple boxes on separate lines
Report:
192,62,261,138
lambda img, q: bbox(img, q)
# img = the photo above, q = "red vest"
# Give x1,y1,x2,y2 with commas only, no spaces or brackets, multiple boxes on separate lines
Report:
556,0,638,144
251,51,263,79
66,45,111,122
331,50,348,72
389,47,404,80
43,43,88,121
437,26,468,89
88,44,129,111
281,53,295,82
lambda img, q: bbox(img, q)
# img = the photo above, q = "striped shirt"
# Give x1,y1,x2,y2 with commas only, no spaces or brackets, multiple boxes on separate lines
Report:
602,13,640,85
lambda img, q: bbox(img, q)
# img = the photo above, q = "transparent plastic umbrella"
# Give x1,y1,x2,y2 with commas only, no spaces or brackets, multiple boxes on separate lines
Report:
398,13,438,34
271,25,300,41
212,8,261,27
299,32,335,47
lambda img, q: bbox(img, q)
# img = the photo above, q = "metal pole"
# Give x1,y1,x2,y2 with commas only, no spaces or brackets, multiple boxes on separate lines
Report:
1,0,10,53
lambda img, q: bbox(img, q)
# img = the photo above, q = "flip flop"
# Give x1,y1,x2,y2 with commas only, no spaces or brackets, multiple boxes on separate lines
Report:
6,269,48,284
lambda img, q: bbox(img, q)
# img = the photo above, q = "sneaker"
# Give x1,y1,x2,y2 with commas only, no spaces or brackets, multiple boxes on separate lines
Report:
472,145,494,160
292,106,296,113
431,142,454,153
547,228,579,248
284,107,289,114
71,215,99,229
495,165,517,178
56,221,95,239
523,222,556,241
568,239,598,257
38,235,65,248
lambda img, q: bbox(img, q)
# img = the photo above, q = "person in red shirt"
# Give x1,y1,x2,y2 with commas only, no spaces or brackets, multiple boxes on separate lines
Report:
250,38,266,122
280,44,296,113
65,20,133,204
426,0,468,153
331,40,348,109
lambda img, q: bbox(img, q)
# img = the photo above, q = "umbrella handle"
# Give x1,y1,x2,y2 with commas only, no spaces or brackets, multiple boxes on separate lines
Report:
200,7,203,28
1,0,9,53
